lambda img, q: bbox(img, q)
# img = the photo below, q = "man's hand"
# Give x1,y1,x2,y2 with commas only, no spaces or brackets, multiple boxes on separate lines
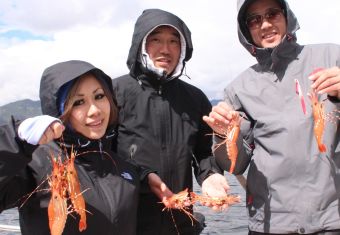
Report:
203,102,238,135
201,173,230,211
309,66,340,99
147,173,174,207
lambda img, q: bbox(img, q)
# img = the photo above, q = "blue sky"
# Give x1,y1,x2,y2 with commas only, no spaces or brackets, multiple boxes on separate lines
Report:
0,29,52,41
0,0,339,106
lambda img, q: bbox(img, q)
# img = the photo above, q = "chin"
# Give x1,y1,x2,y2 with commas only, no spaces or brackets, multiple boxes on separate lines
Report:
262,41,281,48
87,132,105,140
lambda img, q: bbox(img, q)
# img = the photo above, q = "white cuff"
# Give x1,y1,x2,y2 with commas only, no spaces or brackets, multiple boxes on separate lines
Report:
18,115,61,145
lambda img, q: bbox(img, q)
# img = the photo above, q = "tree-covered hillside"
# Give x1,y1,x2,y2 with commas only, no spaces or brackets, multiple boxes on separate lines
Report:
0,99,41,125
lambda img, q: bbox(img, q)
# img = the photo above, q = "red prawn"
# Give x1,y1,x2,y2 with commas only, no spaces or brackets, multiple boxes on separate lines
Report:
213,112,241,173
65,148,87,231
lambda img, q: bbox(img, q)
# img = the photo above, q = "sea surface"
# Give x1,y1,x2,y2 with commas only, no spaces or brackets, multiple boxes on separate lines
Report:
0,173,248,235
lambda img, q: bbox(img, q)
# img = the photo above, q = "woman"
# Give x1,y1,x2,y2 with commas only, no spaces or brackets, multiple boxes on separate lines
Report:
0,60,155,235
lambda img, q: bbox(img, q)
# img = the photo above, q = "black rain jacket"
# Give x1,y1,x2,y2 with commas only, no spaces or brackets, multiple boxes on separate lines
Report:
112,9,221,235
0,60,141,235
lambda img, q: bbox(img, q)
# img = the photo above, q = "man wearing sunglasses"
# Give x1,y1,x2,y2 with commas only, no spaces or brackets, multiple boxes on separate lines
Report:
204,0,340,234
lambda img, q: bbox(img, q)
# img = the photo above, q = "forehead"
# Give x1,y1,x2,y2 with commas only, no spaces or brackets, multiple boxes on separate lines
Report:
148,25,180,38
247,0,281,14
76,74,101,90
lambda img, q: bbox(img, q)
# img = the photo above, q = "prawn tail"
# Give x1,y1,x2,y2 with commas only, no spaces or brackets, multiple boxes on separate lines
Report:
318,143,327,153
79,218,87,231
229,161,235,174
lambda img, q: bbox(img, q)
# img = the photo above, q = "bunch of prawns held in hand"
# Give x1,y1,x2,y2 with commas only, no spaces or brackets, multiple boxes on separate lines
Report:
307,68,340,153
48,146,88,235
162,189,241,222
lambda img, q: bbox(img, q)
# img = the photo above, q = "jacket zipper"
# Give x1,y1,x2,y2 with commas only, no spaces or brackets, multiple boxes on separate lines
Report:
98,140,104,160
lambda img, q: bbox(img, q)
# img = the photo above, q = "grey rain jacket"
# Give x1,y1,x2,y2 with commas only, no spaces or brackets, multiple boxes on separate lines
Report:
214,0,340,234
112,8,220,235
0,60,142,235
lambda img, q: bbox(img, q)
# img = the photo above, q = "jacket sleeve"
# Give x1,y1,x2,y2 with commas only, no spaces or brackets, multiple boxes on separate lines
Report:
211,85,255,175
193,93,223,186
0,118,37,212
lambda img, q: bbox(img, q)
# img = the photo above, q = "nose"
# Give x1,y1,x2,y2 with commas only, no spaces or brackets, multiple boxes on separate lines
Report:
260,18,273,29
159,42,170,54
87,103,100,117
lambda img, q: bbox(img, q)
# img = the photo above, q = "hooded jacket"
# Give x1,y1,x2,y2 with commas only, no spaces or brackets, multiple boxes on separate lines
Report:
214,0,340,233
112,9,220,234
0,60,141,235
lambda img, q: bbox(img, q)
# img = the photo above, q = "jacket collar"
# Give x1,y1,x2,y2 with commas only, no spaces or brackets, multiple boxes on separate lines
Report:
57,126,116,153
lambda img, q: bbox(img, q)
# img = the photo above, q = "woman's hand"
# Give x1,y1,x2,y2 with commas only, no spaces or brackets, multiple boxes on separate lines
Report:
18,115,64,145
38,121,65,145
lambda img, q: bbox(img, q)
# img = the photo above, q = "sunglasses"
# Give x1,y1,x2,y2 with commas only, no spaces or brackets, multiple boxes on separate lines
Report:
245,8,284,30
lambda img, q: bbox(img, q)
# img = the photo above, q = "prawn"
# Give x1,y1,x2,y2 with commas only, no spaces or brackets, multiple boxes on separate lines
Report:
162,189,196,234
190,192,241,208
213,112,241,174
308,91,327,153
48,153,68,235
65,147,87,232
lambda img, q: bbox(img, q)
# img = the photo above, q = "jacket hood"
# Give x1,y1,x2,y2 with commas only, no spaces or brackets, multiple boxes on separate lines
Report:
126,8,193,79
237,0,300,60
39,60,113,118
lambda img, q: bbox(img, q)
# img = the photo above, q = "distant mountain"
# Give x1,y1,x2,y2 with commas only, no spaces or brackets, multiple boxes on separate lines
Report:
210,99,222,106
0,99,41,125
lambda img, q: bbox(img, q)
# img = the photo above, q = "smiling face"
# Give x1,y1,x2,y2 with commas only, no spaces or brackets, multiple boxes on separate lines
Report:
67,74,110,139
246,0,287,48
145,25,181,75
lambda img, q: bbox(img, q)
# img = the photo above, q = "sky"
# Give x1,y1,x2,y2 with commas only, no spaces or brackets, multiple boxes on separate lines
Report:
0,0,339,106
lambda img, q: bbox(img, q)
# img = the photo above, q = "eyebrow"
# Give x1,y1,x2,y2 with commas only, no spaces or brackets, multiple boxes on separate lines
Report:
247,7,281,16
75,87,103,97
149,29,180,38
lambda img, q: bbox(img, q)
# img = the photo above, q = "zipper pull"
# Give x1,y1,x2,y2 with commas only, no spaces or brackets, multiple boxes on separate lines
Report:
158,85,162,95
158,70,166,95
98,140,103,153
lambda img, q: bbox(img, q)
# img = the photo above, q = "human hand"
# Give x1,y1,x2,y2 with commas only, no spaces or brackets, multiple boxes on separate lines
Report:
38,121,65,145
201,173,230,211
203,102,238,136
147,173,175,207
309,66,340,99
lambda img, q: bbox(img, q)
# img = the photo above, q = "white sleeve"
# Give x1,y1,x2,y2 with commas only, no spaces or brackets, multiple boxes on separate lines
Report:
18,115,61,145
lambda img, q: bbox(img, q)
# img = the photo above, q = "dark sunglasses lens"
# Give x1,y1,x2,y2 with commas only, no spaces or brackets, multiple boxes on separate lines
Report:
246,8,283,29
266,9,282,20
246,15,262,28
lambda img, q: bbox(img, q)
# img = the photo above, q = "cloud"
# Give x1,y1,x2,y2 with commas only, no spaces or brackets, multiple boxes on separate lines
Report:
0,0,339,106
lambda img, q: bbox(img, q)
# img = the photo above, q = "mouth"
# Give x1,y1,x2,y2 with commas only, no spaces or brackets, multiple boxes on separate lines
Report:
156,57,171,64
86,119,104,128
262,31,278,40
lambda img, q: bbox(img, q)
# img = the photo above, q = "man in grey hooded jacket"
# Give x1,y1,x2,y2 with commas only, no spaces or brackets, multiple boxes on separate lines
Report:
204,0,340,234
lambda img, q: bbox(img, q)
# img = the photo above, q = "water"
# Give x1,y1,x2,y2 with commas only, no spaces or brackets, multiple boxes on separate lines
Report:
0,209,20,235
194,173,248,235
0,173,248,235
